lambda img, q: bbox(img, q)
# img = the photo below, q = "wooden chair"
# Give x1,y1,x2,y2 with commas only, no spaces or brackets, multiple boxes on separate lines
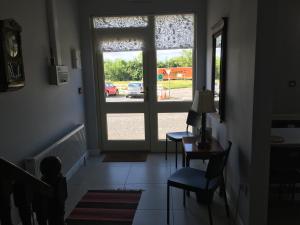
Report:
165,110,201,168
167,141,232,225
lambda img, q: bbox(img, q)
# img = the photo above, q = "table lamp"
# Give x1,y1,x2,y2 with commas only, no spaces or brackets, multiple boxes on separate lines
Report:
191,88,216,148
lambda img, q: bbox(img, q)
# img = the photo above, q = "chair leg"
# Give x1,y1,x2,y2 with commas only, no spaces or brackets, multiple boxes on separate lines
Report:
183,190,186,207
208,204,213,225
167,184,170,224
186,156,190,198
165,136,168,160
181,143,185,167
288,184,292,200
278,184,283,199
219,176,226,197
175,141,178,168
292,183,296,201
223,188,230,217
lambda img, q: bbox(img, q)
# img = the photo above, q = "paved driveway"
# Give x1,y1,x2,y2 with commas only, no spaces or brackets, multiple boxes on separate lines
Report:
106,88,192,102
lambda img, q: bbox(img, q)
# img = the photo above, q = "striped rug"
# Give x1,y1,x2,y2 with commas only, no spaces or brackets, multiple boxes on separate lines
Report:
66,190,142,225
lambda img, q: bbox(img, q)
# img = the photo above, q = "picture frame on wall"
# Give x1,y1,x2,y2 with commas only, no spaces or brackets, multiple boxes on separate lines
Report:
211,17,228,122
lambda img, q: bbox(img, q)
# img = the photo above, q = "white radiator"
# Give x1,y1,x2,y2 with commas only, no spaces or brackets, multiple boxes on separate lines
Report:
24,124,87,180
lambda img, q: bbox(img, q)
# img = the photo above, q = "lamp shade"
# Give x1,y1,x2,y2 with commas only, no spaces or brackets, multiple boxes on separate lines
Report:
191,89,216,113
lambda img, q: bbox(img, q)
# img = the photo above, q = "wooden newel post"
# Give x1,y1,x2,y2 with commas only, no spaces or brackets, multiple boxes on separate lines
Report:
13,182,33,225
0,157,65,225
0,181,13,225
34,156,68,225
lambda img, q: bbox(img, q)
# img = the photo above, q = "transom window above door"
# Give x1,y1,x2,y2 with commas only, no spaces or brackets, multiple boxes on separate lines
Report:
93,16,149,28
93,14,194,48
154,14,194,50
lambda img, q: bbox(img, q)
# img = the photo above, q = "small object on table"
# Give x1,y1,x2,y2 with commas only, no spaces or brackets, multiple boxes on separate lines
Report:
182,136,224,167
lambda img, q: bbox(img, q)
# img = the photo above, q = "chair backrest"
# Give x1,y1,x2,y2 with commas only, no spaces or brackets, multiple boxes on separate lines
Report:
186,110,202,131
205,141,232,181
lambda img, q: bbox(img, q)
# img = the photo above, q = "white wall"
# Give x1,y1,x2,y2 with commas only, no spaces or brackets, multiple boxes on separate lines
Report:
0,0,84,221
250,1,300,224
250,0,276,224
0,0,84,164
207,1,300,225
78,0,207,150
272,0,300,114
206,0,259,224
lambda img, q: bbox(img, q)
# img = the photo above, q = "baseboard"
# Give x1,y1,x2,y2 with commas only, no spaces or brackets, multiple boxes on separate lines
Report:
227,187,245,225
88,148,100,156
65,152,88,181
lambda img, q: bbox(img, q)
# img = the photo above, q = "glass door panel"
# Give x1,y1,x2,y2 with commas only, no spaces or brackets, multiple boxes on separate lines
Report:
107,113,145,140
96,32,150,151
152,14,195,151
156,49,193,102
157,113,188,140
103,50,144,103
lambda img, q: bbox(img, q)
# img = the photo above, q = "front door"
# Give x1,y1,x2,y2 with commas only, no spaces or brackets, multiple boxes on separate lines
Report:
93,14,195,152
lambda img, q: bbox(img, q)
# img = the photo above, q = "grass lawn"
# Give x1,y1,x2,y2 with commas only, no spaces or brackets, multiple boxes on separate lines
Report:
159,80,192,89
108,80,192,90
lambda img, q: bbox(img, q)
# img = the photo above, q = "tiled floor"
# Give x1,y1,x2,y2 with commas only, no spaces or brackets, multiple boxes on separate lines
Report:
66,153,231,225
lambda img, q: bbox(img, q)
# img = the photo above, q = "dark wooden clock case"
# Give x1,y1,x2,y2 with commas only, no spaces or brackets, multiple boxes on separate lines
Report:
0,19,25,92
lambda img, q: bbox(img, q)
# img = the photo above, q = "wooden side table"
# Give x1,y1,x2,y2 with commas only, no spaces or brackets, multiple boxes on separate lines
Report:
182,136,225,167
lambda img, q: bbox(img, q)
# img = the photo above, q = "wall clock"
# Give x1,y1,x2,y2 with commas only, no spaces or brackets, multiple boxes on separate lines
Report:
0,19,25,91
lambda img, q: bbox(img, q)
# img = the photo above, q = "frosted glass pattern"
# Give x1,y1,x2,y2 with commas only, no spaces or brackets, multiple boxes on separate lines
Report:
155,14,194,50
100,39,143,52
94,16,148,29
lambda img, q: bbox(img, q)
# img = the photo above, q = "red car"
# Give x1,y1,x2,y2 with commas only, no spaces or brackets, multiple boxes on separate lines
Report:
105,82,119,96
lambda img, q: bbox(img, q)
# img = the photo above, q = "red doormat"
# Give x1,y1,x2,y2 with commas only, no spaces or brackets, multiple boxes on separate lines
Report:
66,190,142,225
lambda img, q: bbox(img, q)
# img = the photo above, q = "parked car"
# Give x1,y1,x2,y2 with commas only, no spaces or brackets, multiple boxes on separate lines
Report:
105,82,119,96
126,82,144,98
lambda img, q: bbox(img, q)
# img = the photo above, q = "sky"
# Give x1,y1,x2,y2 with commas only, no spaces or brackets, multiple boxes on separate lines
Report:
103,49,189,62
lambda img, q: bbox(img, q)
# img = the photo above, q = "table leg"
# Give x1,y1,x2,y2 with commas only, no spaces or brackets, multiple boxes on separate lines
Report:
175,142,178,168
182,144,185,168
165,136,168,160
